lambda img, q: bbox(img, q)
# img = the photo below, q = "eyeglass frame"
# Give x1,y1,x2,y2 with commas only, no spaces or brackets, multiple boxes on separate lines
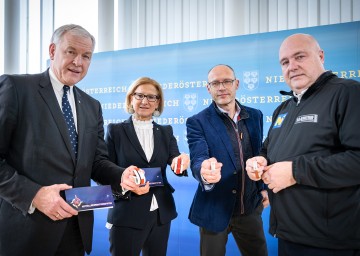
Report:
208,79,236,89
132,92,160,102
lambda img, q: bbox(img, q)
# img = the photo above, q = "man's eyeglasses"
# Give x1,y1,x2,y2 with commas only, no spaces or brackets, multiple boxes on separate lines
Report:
208,79,235,89
133,92,159,102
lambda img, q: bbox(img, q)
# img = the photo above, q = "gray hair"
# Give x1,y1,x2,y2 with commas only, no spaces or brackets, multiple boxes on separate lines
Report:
51,24,96,52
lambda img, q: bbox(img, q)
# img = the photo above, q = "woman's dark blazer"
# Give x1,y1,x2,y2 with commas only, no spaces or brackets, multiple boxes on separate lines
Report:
105,117,185,229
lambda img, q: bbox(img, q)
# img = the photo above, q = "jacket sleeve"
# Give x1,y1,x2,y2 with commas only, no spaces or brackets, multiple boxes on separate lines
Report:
90,103,124,190
186,116,214,191
259,101,288,165
0,75,41,215
165,125,187,176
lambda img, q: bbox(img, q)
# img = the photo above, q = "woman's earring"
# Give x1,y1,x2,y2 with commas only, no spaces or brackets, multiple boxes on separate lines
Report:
129,105,135,114
153,109,160,117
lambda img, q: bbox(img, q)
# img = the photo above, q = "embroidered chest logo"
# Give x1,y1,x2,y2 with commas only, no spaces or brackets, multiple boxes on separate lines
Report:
295,114,318,124
273,113,287,129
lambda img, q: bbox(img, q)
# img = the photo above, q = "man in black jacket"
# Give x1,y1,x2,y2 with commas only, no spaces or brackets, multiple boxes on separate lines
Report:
245,33,360,255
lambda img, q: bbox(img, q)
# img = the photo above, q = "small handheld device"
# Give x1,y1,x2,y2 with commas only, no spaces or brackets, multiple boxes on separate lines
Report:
253,161,260,179
210,161,216,173
133,168,146,185
174,157,183,174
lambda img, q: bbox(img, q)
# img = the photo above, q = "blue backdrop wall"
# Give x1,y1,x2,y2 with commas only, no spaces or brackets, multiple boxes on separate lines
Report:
77,21,360,255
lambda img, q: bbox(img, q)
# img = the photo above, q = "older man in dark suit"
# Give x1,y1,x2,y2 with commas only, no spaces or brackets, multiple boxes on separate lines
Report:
0,24,137,256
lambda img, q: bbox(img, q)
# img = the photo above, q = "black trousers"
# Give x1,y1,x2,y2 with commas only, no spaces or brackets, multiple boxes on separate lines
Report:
109,209,171,256
278,238,360,256
55,216,85,256
200,204,267,256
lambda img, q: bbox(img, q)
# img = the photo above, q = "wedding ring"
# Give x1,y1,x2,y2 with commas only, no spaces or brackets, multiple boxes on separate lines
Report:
56,213,60,218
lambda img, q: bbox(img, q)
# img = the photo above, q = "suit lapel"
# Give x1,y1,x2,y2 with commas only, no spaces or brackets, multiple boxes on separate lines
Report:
150,123,161,163
73,87,83,163
37,71,76,165
207,106,238,169
124,118,148,163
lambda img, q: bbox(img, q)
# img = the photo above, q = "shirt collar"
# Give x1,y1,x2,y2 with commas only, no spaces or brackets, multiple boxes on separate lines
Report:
49,68,74,95
217,102,241,123
293,88,308,99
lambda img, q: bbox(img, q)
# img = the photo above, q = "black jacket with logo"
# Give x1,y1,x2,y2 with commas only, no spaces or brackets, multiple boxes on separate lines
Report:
261,71,360,249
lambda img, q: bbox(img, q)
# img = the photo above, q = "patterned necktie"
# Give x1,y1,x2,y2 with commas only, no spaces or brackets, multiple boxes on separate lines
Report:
62,85,78,159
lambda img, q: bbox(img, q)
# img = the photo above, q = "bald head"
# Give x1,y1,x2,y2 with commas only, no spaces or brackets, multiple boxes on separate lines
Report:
279,33,326,93
208,64,236,80
280,34,321,61
282,33,320,48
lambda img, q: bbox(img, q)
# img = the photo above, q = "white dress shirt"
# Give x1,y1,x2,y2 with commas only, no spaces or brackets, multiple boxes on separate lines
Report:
132,116,159,211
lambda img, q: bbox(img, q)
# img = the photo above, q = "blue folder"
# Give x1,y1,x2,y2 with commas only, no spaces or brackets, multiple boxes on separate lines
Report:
65,185,114,211
142,167,163,187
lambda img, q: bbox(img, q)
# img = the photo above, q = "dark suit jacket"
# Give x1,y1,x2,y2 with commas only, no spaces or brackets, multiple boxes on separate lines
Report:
106,117,186,229
186,102,264,232
0,70,123,255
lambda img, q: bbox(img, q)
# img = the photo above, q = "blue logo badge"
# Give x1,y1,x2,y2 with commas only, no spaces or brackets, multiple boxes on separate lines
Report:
273,113,287,129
